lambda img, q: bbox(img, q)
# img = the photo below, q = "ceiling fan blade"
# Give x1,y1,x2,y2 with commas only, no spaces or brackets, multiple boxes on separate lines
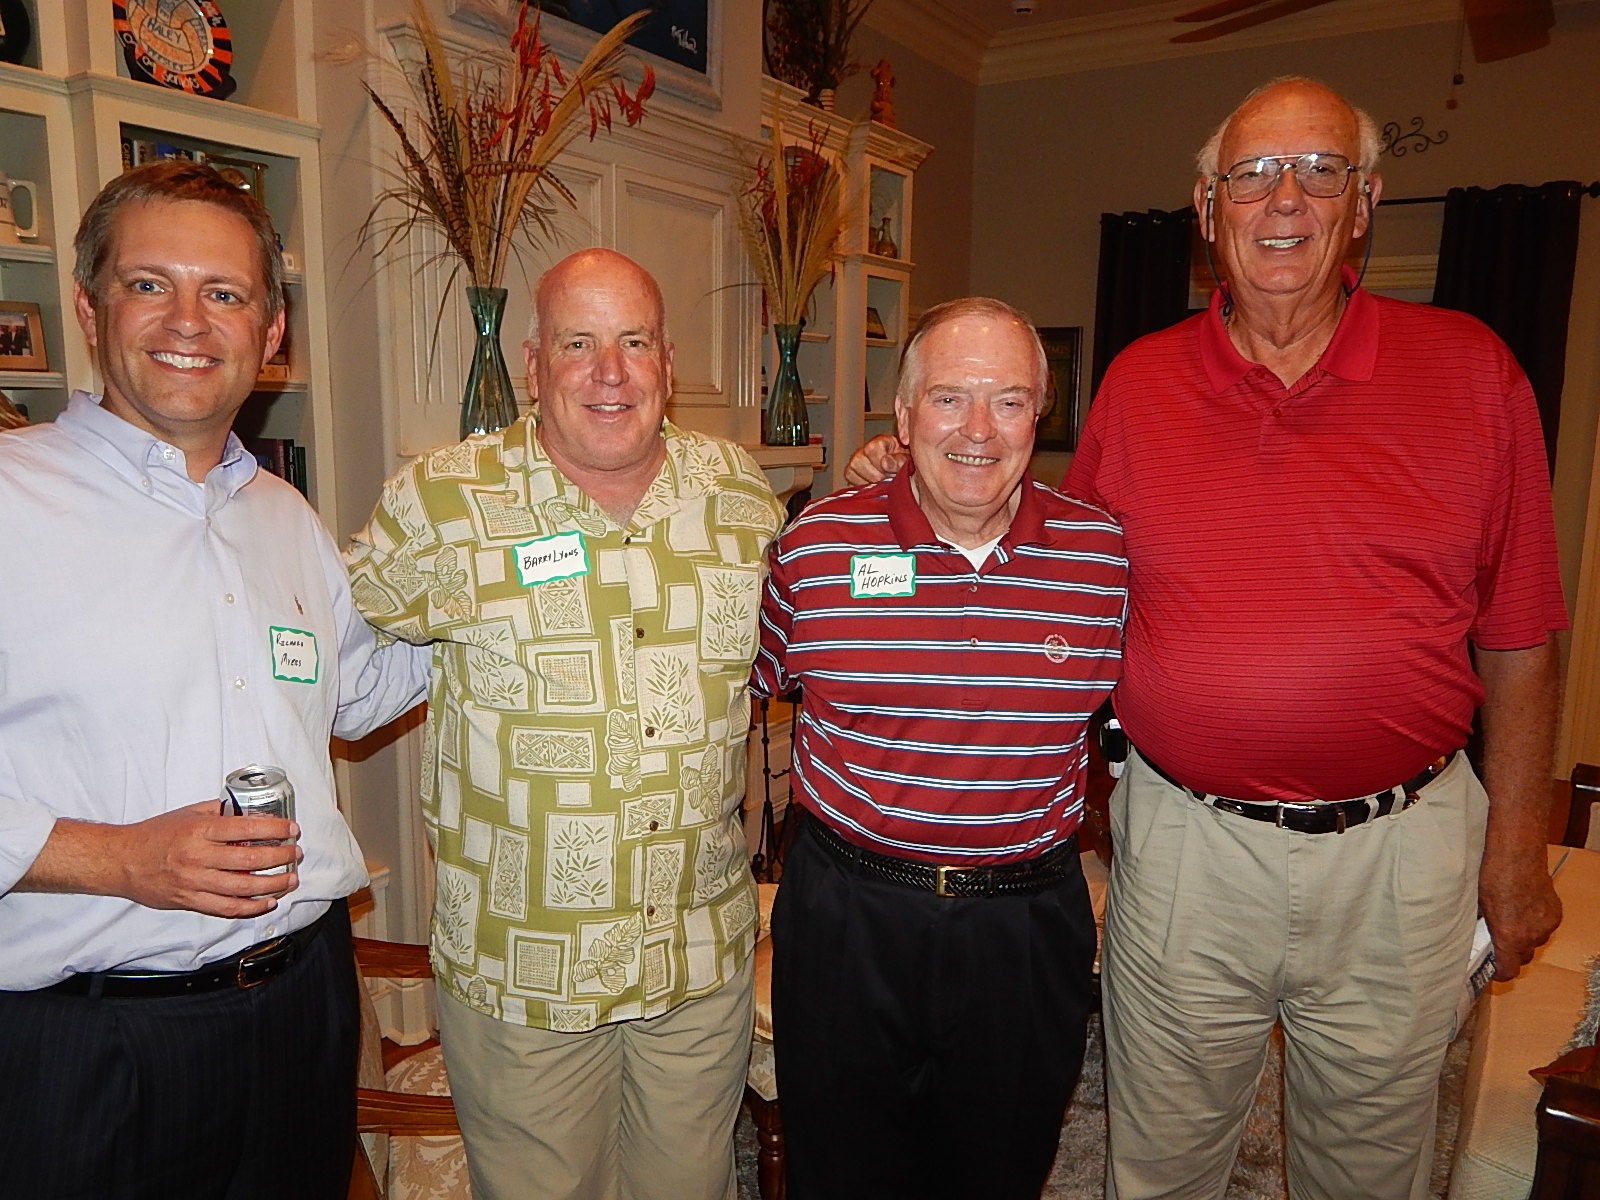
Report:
1174,0,1280,24
1465,0,1554,62
1170,0,1340,42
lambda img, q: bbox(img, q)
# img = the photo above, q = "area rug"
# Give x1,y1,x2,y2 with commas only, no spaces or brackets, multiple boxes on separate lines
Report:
735,1011,1472,1199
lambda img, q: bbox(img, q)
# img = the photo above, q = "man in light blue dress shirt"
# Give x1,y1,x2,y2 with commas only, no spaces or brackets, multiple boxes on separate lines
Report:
0,161,428,1198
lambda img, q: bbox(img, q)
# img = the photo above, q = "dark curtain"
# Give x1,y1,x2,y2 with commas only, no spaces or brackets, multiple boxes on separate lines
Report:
1432,182,1584,474
1091,207,1195,395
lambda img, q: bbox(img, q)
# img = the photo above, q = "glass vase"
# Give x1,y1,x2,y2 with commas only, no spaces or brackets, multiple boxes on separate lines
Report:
459,285,518,441
763,322,808,447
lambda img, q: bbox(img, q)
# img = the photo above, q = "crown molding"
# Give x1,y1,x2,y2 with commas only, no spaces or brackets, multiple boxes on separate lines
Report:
862,0,990,86
979,0,1459,83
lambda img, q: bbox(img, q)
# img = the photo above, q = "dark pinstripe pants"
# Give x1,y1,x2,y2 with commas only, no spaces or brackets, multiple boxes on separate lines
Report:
771,818,1097,1200
0,901,358,1200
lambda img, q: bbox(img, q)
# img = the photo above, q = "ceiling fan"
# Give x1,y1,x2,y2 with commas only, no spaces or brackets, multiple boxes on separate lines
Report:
1170,0,1554,62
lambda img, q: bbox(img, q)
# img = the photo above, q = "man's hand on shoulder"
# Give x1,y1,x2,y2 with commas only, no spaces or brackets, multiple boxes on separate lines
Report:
844,435,909,487
16,802,301,917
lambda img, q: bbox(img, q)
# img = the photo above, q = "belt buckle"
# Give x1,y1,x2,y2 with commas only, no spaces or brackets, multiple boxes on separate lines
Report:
235,936,287,989
1276,802,1338,833
934,864,964,898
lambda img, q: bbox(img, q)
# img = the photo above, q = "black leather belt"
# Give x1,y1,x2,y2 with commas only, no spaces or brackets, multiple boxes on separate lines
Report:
804,813,1078,898
38,908,331,999
1141,750,1457,835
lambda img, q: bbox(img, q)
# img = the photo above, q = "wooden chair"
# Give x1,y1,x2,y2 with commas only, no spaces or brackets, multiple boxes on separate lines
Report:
744,883,785,1200
1527,763,1600,1198
348,937,461,1200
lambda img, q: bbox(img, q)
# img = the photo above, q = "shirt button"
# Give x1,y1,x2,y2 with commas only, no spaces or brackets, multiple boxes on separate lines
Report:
968,584,978,593
970,638,978,647
646,905,656,918
644,726,656,738
224,593,235,604
265,926,276,937
140,478,152,490
636,627,645,639
234,678,247,690
648,820,659,832
162,447,175,460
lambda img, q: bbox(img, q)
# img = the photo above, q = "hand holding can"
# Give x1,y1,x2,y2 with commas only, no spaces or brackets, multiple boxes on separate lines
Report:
221,765,297,876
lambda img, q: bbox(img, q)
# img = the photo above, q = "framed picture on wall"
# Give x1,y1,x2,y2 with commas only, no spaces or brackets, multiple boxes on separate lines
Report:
0,300,47,370
1034,325,1082,452
449,0,717,106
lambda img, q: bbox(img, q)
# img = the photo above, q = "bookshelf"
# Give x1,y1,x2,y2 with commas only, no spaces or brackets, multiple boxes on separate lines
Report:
0,0,336,508
761,78,930,498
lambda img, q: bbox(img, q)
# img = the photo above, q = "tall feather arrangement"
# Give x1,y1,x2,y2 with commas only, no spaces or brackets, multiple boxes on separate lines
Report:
363,0,655,291
736,116,846,326
765,0,878,105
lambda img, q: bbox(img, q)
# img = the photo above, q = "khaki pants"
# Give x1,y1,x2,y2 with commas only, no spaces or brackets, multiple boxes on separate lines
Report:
1103,751,1485,1200
437,955,754,1200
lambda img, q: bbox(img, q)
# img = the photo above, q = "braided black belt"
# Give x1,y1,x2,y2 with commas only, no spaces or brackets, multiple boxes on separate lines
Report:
804,814,1078,898
1140,750,1457,835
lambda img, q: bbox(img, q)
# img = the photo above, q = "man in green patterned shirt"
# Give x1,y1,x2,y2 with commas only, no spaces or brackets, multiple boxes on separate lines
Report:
346,248,785,1200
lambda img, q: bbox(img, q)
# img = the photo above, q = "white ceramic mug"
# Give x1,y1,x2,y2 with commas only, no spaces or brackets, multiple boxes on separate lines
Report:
0,173,39,245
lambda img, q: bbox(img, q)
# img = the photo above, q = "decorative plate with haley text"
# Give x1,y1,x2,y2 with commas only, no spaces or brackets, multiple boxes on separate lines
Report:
113,0,237,100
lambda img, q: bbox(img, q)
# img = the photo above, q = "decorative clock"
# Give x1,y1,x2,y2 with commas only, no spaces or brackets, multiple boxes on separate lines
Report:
112,0,237,100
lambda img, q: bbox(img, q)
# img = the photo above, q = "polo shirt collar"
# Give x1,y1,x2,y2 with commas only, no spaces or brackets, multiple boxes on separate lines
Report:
1199,266,1379,392
884,463,1050,552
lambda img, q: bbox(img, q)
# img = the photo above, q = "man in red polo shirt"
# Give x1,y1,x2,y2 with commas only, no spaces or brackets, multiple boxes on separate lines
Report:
847,78,1566,1199
756,297,1127,1199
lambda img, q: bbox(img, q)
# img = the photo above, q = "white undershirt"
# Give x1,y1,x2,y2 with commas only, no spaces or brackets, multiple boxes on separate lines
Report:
955,535,1003,570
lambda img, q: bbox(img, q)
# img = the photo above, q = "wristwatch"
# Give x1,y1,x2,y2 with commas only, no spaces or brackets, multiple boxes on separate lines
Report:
112,0,237,100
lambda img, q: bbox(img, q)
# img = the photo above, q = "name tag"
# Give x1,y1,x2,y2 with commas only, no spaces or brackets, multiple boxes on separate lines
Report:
270,627,319,684
512,531,590,587
851,553,916,598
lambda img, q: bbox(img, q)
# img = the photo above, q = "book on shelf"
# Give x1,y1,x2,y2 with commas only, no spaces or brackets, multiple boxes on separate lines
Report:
123,139,209,168
242,436,307,498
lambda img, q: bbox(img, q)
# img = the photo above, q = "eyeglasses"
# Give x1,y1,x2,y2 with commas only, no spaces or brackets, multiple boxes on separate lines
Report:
1215,153,1356,203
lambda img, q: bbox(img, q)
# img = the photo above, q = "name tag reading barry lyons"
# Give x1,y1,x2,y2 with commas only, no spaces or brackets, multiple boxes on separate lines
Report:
851,553,917,598
513,531,590,587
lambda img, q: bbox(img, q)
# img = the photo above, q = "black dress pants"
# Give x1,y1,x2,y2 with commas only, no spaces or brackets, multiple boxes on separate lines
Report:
771,819,1097,1200
0,900,359,1200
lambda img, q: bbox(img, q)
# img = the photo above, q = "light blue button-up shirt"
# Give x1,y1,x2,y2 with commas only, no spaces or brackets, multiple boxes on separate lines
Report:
0,392,428,989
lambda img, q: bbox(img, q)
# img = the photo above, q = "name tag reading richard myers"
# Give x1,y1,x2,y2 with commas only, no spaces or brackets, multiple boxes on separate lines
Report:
270,626,320,684
851,553,917,598
513,531,590,587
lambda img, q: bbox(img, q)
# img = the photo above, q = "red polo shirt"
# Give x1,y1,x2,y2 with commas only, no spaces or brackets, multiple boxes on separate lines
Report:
1067,274,1567,802
752,469,1127,864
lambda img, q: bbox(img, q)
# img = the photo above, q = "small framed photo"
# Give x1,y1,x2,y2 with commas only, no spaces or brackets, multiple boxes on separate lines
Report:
1034,326,1082,452
208,153,267,200
864,306,888,341
0,300,48,371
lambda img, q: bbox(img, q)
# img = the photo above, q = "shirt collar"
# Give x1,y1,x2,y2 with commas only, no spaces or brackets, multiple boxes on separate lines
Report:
884,463,1049,552
507,413,690,531
1199,265,1379,392
55,391,257,502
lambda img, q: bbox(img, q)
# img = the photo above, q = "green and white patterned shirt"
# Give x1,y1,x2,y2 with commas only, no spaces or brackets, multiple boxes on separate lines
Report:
346,418,784,1030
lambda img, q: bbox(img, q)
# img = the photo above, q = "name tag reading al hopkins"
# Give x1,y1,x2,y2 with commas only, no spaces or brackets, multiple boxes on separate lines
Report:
851,553,917,598
513,531,590,587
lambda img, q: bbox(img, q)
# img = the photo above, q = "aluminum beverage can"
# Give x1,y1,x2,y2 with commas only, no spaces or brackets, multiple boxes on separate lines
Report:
223,764,296,875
